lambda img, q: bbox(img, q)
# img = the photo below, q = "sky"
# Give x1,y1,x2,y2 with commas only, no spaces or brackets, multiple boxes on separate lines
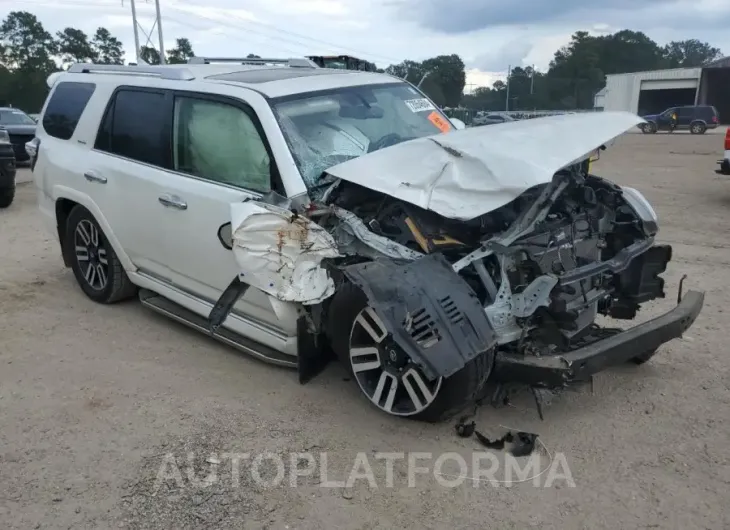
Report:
1,0,729,91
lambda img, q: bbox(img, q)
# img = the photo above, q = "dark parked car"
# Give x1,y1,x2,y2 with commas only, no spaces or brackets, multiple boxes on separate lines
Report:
0,127,17,208
640,105,719,134
0,107,36,162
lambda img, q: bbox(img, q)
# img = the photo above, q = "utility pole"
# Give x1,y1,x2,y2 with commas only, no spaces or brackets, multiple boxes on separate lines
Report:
126,0,166,64
530,64,535,94
505,64,511,111
154,0,166,64
129,0,141,63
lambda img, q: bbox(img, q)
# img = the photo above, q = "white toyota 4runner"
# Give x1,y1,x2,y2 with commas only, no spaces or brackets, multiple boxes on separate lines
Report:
28,58,703,422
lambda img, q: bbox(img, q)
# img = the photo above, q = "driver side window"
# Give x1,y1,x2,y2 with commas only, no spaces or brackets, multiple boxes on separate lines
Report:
172,96,272,193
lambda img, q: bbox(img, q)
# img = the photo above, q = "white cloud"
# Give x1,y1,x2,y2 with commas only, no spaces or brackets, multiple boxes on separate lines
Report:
0,0,727,90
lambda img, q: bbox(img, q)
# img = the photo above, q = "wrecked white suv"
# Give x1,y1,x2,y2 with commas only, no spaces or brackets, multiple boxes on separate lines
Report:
29,58,704,422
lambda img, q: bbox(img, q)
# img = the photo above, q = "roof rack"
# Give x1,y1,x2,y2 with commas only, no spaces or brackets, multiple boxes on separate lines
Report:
187,56,319,68
67,63,196,81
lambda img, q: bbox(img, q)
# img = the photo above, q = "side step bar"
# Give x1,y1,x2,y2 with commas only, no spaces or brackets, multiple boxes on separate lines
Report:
138,289,297,368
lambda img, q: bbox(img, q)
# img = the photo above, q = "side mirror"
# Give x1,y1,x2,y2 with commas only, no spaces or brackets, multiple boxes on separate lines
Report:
450,118,466,130
217,222,232,250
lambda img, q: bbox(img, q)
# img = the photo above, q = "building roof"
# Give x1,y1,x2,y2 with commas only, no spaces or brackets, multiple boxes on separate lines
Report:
705,56,730,68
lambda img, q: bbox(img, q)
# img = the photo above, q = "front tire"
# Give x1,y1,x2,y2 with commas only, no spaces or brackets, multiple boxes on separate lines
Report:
0,187,14,208
64,205,137,304
327,283,492,422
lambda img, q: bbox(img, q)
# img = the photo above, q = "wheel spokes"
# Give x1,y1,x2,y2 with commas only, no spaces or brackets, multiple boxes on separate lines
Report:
85,262,97,286
75,245,89,262
371,371,398,413
355,307,388,343
95,264,107,288
76,222,91,246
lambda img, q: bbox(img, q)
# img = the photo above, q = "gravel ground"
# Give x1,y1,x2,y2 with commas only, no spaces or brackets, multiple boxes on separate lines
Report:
2,130,730,529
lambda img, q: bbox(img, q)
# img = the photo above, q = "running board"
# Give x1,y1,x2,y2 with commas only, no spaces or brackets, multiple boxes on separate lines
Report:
138,289,297,368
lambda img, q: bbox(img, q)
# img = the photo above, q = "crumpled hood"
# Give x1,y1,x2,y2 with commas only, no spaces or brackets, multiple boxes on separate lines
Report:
325,111,645,221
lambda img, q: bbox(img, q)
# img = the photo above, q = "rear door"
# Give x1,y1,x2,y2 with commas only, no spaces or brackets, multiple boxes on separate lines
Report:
84,87,176,279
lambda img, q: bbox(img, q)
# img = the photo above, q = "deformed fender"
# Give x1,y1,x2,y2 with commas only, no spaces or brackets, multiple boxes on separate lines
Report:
340,253,498,381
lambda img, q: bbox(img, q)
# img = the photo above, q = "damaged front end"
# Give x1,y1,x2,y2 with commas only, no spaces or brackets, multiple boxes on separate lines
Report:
211,112,704,420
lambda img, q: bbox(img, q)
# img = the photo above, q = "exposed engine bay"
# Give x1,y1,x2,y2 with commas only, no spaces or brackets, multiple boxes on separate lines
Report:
309,162,670,378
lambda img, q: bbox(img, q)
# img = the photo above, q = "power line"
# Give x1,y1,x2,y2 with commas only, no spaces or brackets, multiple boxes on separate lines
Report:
172,0,402,64
4,0,403,65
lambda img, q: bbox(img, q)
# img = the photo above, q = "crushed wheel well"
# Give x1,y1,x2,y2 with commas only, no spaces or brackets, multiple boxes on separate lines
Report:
55,198,78,267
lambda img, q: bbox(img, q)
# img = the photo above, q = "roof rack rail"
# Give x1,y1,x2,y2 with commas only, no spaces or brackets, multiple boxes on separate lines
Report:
187,56,319,68
67,63,196,81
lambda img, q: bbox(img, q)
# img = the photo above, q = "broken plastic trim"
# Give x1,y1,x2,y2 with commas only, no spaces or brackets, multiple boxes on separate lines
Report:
340,254,497,381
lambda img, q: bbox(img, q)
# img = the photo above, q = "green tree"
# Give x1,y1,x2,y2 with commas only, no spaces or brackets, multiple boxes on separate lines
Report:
663,39,723,68
0,11,56,72
57,27,96,66
0,11,57,112
140,46,161,65
91,27,124,65
166,37,194,64
422,54,466,108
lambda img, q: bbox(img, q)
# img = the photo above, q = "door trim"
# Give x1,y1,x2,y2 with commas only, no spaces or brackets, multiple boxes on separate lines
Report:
129,270,298,356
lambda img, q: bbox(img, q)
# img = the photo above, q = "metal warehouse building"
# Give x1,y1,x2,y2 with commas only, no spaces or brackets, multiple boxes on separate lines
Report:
600,56,730,122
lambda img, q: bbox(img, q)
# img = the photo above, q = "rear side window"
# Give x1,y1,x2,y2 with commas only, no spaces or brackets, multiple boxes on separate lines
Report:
42,82,96,140
95,89,168,167
698,106,718,120
678,107,693,118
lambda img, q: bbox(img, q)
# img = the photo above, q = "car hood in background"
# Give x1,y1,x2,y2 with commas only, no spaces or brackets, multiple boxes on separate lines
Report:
1,124,36,135
325,111,645,221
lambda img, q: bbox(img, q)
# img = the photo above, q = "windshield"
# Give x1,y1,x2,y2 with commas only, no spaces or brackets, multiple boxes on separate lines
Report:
270,82,452,189
0,109,35,125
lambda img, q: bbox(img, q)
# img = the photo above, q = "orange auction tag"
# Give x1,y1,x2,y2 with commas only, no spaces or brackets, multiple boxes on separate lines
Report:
427,111,452,133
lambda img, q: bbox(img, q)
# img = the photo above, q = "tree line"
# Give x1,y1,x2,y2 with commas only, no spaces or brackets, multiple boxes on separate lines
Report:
0,11,196,111
462,31,723,111
0,10,724,114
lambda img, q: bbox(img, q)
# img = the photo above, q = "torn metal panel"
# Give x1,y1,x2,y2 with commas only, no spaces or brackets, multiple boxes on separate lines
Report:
341,254,498,381
230,201,341,304
325,111,644,221
330,207,423,261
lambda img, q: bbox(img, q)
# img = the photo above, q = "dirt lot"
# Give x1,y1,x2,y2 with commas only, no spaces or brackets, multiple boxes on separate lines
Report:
2,130,730,529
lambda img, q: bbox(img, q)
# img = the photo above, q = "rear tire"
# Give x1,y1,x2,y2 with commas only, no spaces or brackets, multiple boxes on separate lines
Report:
0,187,14,208
690,122,706,135
64,205,137,304
642,122,657,134
327,282,492,422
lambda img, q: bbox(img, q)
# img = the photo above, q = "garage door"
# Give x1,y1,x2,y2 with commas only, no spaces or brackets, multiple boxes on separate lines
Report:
640,79,699,91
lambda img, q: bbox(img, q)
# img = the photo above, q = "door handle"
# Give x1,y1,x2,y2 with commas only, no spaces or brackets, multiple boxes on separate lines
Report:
158,194,187,210
83,170,107,184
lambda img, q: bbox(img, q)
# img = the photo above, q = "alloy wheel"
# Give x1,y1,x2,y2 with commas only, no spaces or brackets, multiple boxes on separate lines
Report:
348,306,442,416
74,219,109,291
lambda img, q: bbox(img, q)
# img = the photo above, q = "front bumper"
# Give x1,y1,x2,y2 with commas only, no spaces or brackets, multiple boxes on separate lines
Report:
0,146,16,188
492,289,704,387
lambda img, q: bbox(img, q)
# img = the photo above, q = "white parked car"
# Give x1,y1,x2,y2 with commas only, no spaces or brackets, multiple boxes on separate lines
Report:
27,58,703,422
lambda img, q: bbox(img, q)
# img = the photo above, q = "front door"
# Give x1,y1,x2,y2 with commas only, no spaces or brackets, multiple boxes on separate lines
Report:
158,92,295,334
677,107,693,128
